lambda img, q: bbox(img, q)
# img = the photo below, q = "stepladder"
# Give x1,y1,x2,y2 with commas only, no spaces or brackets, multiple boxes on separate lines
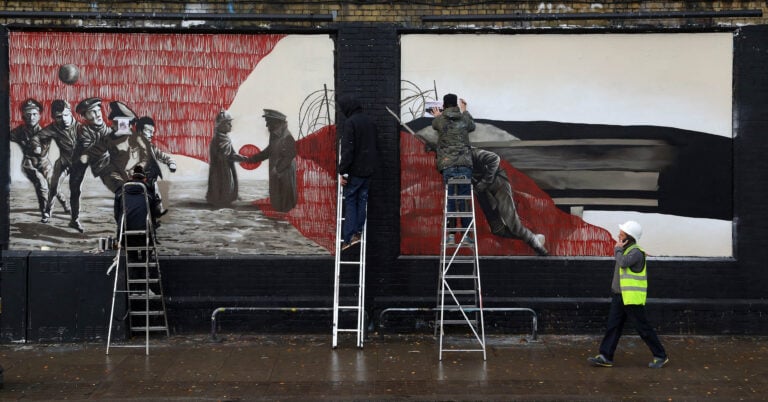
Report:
332,175,368,348
437,177,486,360
107,181,169,355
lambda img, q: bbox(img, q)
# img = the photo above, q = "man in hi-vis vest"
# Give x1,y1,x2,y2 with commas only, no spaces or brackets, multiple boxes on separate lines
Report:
588,220,669,369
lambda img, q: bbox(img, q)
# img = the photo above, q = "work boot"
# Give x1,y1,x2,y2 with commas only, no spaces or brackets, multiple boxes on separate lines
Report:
69,219,85,233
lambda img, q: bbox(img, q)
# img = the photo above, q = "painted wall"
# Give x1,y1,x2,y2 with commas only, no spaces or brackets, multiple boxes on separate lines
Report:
400,34,733,257
7,32,338,255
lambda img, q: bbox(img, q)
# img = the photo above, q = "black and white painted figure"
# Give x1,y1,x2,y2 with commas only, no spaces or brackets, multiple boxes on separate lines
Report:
38,99,80,220
206,110,249,208
250,109,298,213
10,98,52,223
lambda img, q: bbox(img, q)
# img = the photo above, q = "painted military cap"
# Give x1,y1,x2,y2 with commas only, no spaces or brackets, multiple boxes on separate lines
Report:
108,101,137,121
215,110,233,125
75,97,102,115
20,98,43,112
50,99,71,117
262,109,287,121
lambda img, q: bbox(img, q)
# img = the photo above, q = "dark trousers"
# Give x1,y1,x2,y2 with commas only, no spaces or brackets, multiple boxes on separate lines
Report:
599,293,667,361
342,176,370,243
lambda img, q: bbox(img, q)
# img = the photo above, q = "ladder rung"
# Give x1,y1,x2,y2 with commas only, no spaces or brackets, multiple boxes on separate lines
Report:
440,290,476,295
127,262,158,267
445,212,474,217
443,275,479,279
129,294,163,300
441,258,475,263
129,311,166,316
335,329,361,333
443,305,479,310
441,319,478,325
337,306,360,310
130,326,168,332
446,195,473,200
128,279,160,284
339,261,362,265
124,230,149,235
446,178,472,184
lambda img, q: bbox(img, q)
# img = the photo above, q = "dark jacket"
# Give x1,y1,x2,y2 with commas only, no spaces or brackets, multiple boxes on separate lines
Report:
338,96,379,178
431,106,475,172
114,180,157,231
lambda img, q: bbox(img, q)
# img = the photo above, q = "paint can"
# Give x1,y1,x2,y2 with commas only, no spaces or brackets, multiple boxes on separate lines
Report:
98,237,107,251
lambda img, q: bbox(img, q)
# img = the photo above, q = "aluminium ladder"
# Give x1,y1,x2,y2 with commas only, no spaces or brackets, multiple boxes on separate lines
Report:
332,175,368,348
437,177,486,360
106,181,169,355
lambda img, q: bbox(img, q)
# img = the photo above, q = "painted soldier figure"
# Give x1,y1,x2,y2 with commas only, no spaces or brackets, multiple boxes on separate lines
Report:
10,98,52,223
104,101,152,191
250,109,298,213
206,110,249,208
38,99,80,219
135,116,174,217
70,97,115,232
471,147,548,256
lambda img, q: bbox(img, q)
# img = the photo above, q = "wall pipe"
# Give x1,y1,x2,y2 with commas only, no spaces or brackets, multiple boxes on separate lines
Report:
422,9,762,23
378,307,538,340
0,11,335,22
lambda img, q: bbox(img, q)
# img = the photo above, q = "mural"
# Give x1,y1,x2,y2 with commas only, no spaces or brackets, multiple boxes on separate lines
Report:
8,32,340,255
400,33,733,257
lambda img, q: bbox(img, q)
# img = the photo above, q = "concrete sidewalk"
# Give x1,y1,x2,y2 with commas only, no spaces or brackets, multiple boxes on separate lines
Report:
0,333,765,401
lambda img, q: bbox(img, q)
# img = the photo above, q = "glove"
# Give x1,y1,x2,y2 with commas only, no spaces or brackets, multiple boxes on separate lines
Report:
475,181,490,193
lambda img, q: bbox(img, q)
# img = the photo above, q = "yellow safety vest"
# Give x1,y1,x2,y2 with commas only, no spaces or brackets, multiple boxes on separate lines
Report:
619,244,647,305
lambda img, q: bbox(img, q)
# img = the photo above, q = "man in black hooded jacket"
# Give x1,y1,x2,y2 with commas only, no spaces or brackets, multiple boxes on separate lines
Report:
337,95,379,250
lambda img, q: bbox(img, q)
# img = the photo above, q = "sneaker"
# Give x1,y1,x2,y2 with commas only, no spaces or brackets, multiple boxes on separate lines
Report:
587,354,614,367
349,233,361,246
341,241,353,251
445,234,455,245
648,356,669,369
40,214,50,224
460,235,474,246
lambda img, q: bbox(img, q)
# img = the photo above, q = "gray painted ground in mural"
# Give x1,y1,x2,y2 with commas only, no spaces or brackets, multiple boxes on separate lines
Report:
9,178,327,256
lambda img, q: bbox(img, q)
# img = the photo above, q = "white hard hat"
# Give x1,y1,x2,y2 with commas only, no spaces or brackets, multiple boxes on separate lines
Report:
619,220,642,241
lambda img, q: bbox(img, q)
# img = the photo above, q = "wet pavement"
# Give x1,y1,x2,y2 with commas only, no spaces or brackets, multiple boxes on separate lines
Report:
0,333,766,401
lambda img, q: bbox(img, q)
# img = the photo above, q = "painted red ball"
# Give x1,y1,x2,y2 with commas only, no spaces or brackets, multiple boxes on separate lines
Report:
239,144,262,170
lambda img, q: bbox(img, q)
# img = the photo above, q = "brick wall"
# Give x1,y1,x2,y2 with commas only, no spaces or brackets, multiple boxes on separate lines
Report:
0,1,765,29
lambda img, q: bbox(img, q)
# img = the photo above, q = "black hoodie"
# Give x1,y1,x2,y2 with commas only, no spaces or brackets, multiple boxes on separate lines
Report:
338,95,379,178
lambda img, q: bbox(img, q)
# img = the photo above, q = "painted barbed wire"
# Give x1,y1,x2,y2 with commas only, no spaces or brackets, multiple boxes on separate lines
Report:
298,84,334,139
400,79,438,121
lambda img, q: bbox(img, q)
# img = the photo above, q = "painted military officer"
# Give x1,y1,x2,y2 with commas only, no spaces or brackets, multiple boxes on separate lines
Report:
250,109,298,213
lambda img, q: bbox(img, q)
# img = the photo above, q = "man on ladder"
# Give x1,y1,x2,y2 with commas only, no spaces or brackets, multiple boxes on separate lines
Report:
432,93,486,360
107,165,169,355
431,94,476,243
332,94,379,348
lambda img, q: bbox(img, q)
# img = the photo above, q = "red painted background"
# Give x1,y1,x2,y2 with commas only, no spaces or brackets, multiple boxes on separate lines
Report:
9,32,286,162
